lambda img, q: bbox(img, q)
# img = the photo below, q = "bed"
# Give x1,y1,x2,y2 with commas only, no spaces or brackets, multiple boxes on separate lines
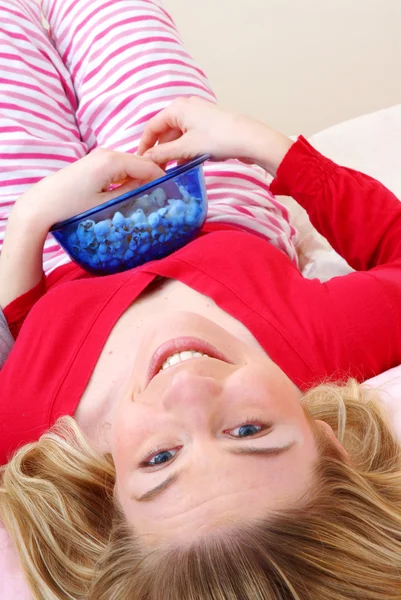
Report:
1,104,401,598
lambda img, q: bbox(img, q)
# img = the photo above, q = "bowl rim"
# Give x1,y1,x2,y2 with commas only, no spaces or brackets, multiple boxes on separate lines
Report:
50,154,210,231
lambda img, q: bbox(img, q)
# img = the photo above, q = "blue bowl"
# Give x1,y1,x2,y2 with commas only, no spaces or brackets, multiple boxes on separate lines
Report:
51,155,209,275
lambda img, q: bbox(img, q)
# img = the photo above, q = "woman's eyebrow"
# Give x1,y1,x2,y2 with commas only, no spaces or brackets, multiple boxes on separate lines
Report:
133,472,180,502
133,442,295,503
228,441,295,456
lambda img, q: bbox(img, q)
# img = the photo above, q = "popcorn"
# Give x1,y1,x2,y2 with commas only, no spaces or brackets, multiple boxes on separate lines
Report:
58,186,205,274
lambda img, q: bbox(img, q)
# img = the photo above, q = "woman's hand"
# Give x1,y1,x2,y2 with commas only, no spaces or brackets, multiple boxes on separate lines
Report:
15,149,165,231
0,150,164,310
138,97,293,177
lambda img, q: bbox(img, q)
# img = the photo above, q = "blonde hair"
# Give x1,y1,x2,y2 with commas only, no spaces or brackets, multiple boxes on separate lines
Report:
1,380,401,599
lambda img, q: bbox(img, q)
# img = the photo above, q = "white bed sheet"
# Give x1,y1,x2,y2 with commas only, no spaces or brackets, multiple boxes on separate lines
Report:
1,105,401,598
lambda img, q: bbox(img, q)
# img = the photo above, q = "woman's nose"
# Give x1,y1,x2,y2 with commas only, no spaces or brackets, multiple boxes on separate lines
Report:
160,369,223,415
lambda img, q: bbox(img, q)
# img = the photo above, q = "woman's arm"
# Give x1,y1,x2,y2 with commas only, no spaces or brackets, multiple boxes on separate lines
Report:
0,203,48,310
140,98,401,272
139,97,293,177
270,136,401,270
0,151,164,311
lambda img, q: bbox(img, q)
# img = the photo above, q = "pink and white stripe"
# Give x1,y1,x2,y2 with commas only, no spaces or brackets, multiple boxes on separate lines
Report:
0,0,298,275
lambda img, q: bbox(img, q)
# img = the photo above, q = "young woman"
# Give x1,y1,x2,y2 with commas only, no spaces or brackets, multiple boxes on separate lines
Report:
1,1,401,599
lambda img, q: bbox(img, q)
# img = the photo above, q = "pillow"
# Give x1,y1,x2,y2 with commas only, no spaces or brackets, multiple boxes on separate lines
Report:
0,527,32,599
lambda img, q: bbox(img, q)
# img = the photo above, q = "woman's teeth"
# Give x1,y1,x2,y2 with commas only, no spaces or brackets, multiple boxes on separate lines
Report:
160,350,210,372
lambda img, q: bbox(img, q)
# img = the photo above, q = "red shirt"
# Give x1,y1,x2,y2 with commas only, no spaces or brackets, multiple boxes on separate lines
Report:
1,137,401,464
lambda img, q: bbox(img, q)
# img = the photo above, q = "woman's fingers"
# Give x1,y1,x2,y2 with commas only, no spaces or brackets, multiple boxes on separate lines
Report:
91,150,165,193
95,153,166,201
18,149,168,231
156,128,184,170
139,97,240,166
144,135,199,165
115,152,165,182
138,105,180,155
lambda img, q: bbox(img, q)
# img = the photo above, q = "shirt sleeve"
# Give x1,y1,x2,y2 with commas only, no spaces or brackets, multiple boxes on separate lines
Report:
3,277,47,340
270,136,401,270
270,137,401,381
3,262,90,339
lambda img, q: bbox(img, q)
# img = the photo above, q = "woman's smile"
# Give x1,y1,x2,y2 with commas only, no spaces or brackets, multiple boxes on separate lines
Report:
146,336,232,384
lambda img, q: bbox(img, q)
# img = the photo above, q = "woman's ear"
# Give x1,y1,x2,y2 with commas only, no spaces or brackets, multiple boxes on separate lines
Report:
315,420,350,461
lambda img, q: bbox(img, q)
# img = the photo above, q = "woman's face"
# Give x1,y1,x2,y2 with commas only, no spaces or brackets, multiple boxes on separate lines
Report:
110,312,321,546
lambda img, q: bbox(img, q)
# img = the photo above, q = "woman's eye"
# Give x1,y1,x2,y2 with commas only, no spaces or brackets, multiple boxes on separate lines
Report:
229,424,264,438
141,447,180,468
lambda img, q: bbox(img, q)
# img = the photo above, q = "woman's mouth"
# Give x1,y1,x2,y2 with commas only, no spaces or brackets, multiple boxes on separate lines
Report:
146,336,230,384
160,349,207,371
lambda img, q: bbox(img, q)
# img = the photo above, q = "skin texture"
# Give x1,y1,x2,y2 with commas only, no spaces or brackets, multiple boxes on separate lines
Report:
109,311,326,546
